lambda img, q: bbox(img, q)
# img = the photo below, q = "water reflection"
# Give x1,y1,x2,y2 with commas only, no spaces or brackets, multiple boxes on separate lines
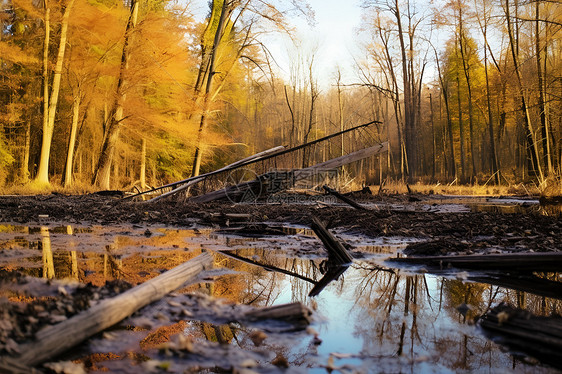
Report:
0,223,560,372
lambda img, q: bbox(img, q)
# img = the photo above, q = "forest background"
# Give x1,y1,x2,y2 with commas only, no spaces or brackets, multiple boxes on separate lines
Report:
0,0,560,193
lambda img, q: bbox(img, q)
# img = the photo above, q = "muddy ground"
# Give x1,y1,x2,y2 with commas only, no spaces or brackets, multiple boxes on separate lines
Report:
0,192,560,256
0,192,561,372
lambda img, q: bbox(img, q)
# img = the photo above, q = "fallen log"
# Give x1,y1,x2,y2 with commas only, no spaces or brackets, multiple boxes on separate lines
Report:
388,252,562,272
148,145,286,202
3,252,213,367
479,303,562,369
245,302,312,329
310,216,353,264
191,142,388,203
323,185,367,210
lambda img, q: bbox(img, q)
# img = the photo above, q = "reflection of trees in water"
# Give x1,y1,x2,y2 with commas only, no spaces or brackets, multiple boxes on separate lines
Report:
40,226,55,279
349,265,561,372
212,249,325,307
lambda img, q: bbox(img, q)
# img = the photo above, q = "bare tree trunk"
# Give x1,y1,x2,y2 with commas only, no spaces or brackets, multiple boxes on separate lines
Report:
504,0,544,184
191,0,230,177
484,36,499,184
456,73,466,182
476,0,500,183
457,10,476,180
22,121,30,182
140,137,146,189
63,92,80,187
429,93,436,181
535,0,553,176
35,0,74,184
39,4,49,181
393,0,413,181
435,48,456,179
302,57,318,168
284,85,296,147
92,0,139,188
336,69,344,157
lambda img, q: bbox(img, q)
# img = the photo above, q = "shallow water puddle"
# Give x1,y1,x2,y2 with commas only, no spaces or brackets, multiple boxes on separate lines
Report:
0,223,560,373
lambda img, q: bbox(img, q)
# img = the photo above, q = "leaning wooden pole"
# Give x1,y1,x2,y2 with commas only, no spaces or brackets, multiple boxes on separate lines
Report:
310,216,353,264
5,252,213,367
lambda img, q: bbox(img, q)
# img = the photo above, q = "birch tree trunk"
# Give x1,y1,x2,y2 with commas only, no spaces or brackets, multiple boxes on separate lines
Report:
140,137,147,189
63,92,80,187
35,0,74,184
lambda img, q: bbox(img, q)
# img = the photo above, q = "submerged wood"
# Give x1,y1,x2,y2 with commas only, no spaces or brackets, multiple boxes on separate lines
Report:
191,142,388,203
310,216,353,264
323,185,367,210
388,252,562,272
4,252,213,367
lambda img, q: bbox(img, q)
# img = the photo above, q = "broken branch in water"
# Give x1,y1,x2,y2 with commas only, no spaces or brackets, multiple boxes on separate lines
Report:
323,185,367,210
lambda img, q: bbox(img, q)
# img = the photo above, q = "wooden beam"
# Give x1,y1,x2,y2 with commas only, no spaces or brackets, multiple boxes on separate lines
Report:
4,252,213,367
388,252,562,272
310,216,353,264
148,146,286,202
190,142,388,203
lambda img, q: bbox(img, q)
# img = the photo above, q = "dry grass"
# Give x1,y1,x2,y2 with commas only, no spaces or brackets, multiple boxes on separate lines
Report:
370,180,543,196
0,180,97,195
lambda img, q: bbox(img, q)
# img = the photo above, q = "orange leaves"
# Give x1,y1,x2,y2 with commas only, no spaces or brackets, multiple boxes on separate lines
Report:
0,41,39,65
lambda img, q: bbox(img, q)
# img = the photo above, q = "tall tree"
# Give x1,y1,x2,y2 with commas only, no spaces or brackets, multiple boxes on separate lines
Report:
35,0,75,184
92,0,139,188
503,0,544,183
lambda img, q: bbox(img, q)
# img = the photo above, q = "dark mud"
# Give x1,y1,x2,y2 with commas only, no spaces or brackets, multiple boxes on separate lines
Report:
1,193,561,373
0,193,560,256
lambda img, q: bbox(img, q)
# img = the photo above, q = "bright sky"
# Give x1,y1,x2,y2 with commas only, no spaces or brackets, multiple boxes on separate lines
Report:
267,0,364,88
191,0,365,89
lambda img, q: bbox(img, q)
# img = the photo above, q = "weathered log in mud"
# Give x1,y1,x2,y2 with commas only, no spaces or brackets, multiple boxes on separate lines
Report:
479,303,562,370
1,252,213,367
244,302,313,330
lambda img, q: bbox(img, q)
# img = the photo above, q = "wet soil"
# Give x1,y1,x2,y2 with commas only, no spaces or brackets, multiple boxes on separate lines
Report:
0,192,561,373
0,193,559,256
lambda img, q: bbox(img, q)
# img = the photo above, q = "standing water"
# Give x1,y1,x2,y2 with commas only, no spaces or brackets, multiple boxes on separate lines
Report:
0,223,559,373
